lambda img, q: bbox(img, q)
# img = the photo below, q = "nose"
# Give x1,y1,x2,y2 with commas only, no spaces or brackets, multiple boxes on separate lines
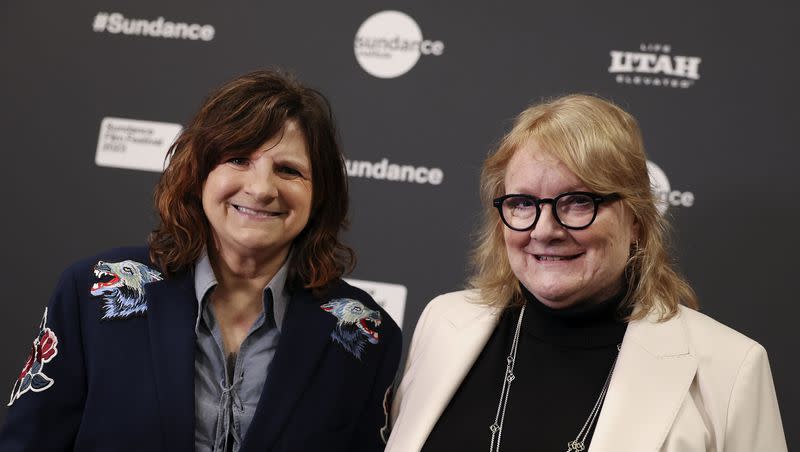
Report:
244,161,278,201
530,203,566,241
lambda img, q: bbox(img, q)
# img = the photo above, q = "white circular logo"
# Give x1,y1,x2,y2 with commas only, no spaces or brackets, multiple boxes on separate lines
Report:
647,160,695,214
354,11,443,79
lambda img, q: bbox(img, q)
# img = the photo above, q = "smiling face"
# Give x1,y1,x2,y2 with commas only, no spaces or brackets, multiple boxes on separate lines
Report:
201,120,313,264
503,139,638,309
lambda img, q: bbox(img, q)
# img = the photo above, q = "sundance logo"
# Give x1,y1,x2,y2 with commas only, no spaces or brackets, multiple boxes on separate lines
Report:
647,160,695,214
354,10,444,79
345,158,444,185
609,43,701,89
92,12,215,41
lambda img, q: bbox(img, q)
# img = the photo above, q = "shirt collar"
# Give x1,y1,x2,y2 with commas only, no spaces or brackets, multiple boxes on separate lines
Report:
193,251,291,333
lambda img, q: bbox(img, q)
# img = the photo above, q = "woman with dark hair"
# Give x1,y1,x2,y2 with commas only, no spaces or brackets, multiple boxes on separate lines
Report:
0,70,401,452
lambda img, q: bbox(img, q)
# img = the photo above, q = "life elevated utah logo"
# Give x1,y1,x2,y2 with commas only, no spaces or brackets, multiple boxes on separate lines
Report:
609,44,701,89
354,10,444,79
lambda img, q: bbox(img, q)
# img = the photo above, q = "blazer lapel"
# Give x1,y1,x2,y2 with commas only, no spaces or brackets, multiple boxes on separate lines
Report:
241,288,337,451
145,272,197,452
393,301,500,452
589,310,697,452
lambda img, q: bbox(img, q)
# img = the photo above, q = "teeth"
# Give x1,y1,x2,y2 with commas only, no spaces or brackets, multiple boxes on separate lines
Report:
539,255,571,261
235,205,276,217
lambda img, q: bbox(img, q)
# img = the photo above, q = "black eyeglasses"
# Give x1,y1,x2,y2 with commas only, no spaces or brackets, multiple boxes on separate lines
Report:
493,191,621,231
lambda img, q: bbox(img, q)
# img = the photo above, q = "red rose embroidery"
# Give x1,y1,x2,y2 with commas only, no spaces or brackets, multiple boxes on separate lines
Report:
8,308,59,406
38,329,58,363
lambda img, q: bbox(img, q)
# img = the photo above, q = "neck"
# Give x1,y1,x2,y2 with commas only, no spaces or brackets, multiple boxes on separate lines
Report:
208,245,288,309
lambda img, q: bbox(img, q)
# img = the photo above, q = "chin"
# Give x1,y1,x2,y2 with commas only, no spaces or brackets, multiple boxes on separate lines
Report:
531,294,578,309
525,282,583,309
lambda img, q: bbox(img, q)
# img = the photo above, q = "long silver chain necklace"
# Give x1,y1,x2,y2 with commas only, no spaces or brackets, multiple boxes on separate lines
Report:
488,305,621,452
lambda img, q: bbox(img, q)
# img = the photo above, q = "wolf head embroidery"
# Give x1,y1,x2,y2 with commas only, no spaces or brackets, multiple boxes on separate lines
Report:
8,308,59,406
90,260,163,320
321,298,382,359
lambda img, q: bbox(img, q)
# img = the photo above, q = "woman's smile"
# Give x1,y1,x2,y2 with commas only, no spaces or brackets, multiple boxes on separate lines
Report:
230,203,285,219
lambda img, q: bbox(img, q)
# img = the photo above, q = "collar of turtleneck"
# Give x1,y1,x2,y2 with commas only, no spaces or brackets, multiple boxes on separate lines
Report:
519,285,630,349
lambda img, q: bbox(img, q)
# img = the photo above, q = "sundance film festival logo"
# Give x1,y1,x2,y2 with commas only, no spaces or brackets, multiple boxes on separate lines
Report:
609,43,701,89
354,10,444,79
647,161,694,214
95,117,182,172
92,12,215,41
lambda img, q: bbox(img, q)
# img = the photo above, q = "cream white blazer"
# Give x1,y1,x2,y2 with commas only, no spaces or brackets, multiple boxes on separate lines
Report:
387,290,787,452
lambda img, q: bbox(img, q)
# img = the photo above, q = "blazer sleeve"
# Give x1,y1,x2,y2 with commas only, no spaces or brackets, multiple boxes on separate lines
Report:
724,343,788,452
388,298,433,428
0,266,87,451
350,323,402,452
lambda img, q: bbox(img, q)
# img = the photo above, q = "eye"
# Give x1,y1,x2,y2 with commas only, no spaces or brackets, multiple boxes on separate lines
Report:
122,266,134,274
277,165,303,177
505,196,536,210
350,306,363,314
225,157,249,167
558,194,595,213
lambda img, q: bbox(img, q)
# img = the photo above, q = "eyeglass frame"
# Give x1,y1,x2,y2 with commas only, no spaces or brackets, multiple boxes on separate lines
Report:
492,191,622,231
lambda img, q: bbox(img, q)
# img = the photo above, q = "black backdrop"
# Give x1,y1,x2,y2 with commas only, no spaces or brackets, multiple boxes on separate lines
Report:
1,2,797,447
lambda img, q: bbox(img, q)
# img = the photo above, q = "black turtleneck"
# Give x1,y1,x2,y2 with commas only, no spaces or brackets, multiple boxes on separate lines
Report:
422,287,628,452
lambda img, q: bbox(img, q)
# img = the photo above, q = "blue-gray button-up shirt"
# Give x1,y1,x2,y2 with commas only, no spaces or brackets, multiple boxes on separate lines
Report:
193,254,290,452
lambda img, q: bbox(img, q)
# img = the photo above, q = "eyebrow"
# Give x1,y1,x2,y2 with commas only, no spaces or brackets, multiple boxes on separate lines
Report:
509,185,589,196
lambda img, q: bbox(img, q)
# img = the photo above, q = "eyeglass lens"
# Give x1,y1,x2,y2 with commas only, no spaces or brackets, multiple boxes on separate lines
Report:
502,193,597,229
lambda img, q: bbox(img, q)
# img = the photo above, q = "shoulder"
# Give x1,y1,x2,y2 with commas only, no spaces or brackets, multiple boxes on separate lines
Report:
61,246,156,280
51,246,164,321
320,278,402,337
634,305,768,382
420,289,497,328
676,305,760,359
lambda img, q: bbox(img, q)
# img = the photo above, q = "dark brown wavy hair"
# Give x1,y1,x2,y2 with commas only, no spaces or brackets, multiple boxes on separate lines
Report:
148,70,354,292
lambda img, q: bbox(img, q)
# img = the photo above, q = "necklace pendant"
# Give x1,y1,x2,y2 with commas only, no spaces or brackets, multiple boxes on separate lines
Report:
566,440,585,451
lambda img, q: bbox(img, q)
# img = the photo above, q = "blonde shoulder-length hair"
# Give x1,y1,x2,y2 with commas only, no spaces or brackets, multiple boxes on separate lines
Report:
469,94,697,321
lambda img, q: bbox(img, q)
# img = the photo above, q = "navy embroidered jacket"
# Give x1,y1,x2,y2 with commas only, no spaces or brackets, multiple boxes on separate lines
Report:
0,247,402,452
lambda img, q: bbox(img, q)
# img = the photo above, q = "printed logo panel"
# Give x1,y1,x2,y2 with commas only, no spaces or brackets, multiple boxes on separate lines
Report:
95,117,182,172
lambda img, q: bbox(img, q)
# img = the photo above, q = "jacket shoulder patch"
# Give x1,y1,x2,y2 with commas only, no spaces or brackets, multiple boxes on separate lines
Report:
321,298,382,359
90,260,163,319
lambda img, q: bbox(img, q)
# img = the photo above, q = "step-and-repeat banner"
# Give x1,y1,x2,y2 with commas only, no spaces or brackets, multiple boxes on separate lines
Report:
2,2,797,445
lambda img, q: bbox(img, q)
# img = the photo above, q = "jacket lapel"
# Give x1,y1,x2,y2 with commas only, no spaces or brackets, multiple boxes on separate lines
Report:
589,309,698,452
145,272,197,452
241,287,337,451
393,301,500,452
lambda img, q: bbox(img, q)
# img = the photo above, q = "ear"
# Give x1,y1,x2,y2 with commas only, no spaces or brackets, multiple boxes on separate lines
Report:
629,215,641,246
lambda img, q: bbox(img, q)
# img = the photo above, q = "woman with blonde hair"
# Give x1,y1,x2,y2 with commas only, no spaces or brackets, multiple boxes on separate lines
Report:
387,94,786,451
